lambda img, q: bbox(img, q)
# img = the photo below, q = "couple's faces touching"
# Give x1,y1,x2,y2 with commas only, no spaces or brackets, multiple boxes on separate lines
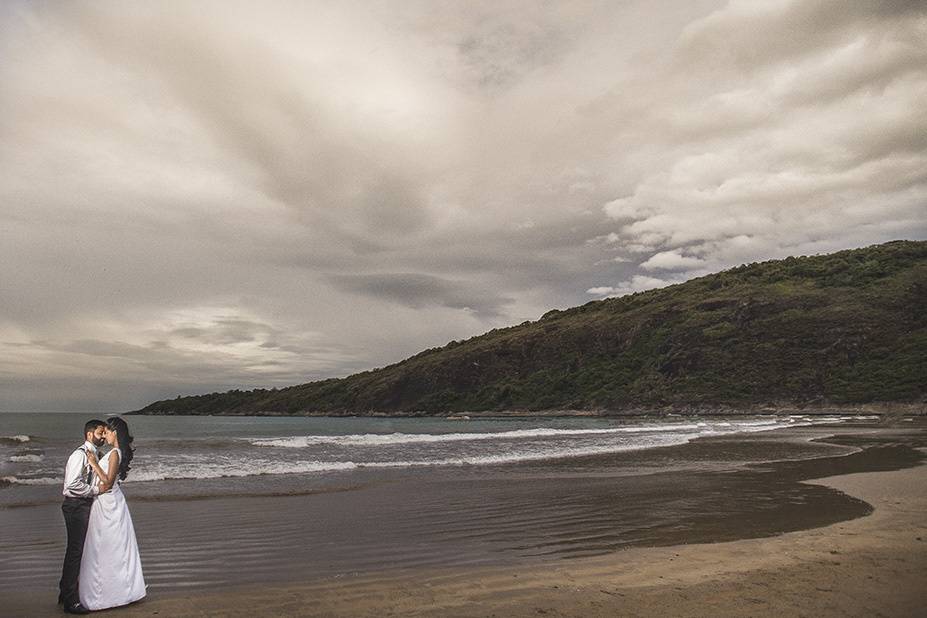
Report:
88,425,105,447
87,425,116,448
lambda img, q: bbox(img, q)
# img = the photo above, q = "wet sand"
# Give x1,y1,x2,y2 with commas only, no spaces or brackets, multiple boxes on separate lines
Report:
6,425,926,616
106,464,926,617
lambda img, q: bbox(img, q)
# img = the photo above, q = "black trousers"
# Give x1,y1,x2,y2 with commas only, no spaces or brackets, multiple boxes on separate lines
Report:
59,497,93,605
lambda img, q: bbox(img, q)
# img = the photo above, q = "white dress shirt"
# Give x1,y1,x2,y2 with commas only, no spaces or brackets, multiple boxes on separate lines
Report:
62,440,100,498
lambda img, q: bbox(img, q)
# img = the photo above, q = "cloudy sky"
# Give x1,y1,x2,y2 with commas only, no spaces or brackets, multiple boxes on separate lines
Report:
2,0,925,412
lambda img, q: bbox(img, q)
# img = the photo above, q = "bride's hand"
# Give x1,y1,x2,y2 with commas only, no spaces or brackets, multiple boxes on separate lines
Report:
86,450,98,465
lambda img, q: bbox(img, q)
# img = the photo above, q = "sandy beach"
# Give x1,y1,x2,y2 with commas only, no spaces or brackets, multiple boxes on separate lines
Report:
106,460,927,617
6,423,924,618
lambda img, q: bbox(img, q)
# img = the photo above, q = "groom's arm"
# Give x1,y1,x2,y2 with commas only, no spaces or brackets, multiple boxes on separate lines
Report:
62,449,99,498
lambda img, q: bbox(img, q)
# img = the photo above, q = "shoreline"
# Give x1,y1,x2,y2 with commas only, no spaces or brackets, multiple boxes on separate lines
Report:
5,425,924,616
120,465,927,616
113,461,927,617
0,422,927,616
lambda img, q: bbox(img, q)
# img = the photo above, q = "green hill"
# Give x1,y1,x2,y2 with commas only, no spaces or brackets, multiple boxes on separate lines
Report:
134,240,927,416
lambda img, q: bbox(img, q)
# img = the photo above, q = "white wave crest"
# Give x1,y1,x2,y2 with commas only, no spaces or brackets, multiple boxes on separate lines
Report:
250,424,709,448
129,460,360,482
1,475,58,486
130,434,694,482
1,435,31,443
366,436,691,468
8,454,44,463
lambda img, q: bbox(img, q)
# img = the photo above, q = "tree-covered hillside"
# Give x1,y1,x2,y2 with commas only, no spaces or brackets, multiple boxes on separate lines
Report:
134,240,927,415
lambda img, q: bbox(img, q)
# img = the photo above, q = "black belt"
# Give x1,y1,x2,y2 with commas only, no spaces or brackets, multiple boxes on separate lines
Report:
63,496,93,502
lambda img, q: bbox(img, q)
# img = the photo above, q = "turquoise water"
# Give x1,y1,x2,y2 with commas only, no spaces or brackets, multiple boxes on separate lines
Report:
0,411,847,503
0,411,881,601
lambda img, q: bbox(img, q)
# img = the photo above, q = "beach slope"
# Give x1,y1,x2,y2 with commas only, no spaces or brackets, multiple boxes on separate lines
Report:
98,462,927,617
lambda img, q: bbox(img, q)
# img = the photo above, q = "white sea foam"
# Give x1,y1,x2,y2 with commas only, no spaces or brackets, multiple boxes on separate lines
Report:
366,437,691,469
129,460,360,482
8,454,44,463
127,433,695,481
249,424,711,448
249,418,812,449
1,475,58,486
0,417,848,486
7,440,670,483
1,435,30,443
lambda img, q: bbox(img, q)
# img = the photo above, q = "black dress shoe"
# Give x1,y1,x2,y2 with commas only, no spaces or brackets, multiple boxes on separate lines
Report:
64,602,91,614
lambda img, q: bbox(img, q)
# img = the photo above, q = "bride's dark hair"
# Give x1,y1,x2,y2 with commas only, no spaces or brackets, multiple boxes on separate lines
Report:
106,416,135,481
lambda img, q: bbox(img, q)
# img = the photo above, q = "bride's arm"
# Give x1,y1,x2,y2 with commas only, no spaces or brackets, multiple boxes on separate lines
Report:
87,450,120,493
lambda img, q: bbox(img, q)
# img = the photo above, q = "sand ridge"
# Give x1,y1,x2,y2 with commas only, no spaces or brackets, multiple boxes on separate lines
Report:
60,462,924,617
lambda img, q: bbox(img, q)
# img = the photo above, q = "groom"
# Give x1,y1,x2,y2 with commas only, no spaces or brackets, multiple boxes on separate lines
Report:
59,419,106,615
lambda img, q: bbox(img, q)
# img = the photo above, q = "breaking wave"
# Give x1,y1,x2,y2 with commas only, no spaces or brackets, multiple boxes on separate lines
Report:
249,424,722,448
8,454,44,463
1,476,58,486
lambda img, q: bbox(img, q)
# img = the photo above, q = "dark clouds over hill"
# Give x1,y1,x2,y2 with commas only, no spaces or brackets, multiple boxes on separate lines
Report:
1,1,925,410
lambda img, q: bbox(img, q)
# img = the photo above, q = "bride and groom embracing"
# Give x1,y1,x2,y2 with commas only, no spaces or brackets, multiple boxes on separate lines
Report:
59,418,146,614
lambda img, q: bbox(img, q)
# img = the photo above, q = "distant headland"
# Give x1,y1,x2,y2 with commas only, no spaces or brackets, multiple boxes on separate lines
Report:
132,240,927,417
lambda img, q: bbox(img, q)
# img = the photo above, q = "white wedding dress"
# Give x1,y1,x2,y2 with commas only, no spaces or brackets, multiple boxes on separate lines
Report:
79,448,147,610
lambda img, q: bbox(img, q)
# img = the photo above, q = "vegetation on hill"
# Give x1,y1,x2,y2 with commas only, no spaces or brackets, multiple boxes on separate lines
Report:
134,240,927,415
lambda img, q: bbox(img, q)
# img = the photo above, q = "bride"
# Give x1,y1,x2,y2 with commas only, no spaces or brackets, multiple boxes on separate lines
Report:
81,417,146,610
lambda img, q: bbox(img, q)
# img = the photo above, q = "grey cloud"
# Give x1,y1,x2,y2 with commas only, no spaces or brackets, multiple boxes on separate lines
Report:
401,0,607,93
1,329,368,408
677,0,926,75
53,1,438,252
328,272,513,319
1,1,925,410
583,0,927,296
169,318,278,346
456,17,566,91
358,173,433,236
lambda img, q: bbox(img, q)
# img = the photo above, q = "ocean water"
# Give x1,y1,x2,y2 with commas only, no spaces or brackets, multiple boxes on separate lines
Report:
0,411,890,601
0,412,862,501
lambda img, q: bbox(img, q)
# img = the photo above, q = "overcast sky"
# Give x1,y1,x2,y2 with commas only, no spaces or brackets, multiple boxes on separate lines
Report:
2,0,925,412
